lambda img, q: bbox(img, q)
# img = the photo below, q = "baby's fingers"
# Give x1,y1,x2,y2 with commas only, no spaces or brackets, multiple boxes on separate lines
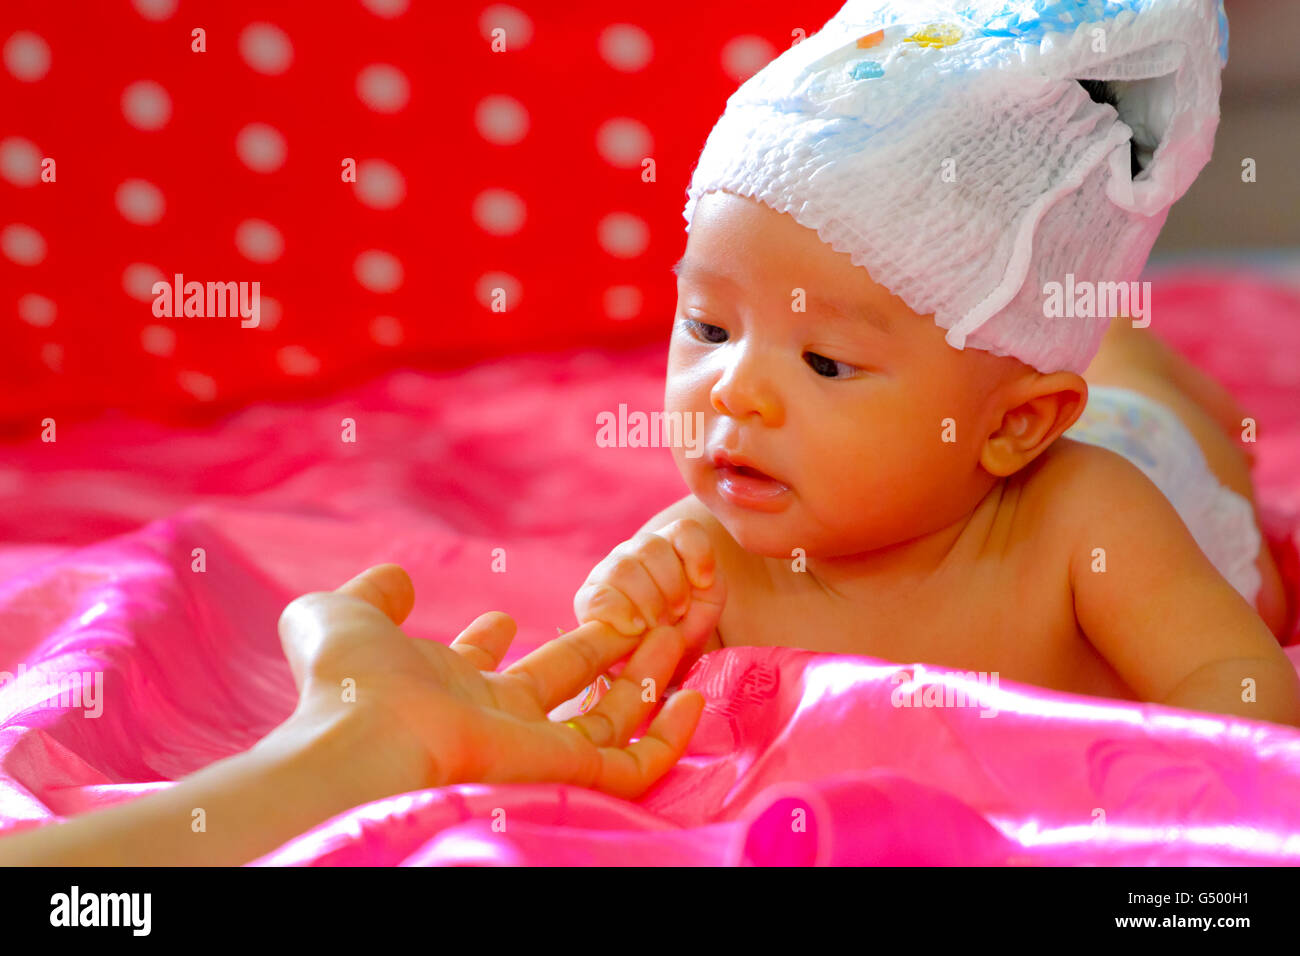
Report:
656,519,715,591
630,532,692,620
574,581,644,636
591,554,667,632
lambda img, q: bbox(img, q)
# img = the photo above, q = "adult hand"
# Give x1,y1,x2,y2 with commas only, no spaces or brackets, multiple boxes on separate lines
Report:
279,564,706,800
0,565,705,866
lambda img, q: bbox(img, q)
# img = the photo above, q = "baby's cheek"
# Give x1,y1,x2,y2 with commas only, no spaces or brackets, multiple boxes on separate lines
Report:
664,375,689,416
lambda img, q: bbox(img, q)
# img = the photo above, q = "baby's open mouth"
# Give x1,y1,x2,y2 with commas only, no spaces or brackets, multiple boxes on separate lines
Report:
710,451,791,510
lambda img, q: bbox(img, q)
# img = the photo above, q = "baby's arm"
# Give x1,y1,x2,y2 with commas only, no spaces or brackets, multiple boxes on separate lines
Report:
1065,451,1300,726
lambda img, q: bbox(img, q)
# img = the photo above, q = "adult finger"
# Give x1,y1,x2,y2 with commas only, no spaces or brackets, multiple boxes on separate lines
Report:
476,686,705,800
504,619,639,713
334,564,416,626
590,689,706,800
449,611,517,671
565,624,686,748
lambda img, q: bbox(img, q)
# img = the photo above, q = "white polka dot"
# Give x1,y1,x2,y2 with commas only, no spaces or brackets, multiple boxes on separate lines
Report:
115,179,166,225
0,136,42,187
131,0,179,21
4,31,51,82
370,315,404,346
475,271,522,312
474,94,528,145
598,24,653,72
471,188,526,235
354,158,406,209
479,5,533,50
123,262,165,302
235,123,287,173
721,35,777,83
121,81,172,131
178,370,217,402
277,345,320,377
1,223,46,266
257,295,282,330
40,343,63,373
597,212,649,258
603,285,643,320
595,117,653,169
234,218,284,263
239,23,293,75
360,0,409,17
356,64,409,113
354,250,404,293
17,293,55,328
141,324,176,357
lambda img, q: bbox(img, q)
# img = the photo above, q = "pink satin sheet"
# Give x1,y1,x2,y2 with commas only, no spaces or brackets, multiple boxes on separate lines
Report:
2,270,1300,865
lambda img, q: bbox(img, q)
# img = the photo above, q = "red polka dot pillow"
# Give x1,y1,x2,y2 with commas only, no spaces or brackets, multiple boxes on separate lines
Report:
2,1,840,425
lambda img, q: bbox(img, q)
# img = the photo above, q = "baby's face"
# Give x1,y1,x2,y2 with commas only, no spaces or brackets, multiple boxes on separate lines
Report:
666,191,1027,559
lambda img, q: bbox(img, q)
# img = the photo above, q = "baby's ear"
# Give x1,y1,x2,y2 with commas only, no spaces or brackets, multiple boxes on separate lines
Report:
979,373,1087,478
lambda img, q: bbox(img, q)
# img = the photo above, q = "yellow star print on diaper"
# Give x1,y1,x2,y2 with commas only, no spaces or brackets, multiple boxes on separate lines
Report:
902,23,963,49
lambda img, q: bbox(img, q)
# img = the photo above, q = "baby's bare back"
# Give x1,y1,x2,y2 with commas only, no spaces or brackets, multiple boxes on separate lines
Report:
671,439,1145,700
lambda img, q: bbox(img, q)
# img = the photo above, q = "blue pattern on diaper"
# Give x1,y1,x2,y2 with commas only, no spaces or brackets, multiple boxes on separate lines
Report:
965,1,1143,42
954,0,1226,63
842,0,1228,79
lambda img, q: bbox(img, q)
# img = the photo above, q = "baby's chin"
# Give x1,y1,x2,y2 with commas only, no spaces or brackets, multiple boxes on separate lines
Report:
716,518,888,565
696,487,903,562
693,490,834,560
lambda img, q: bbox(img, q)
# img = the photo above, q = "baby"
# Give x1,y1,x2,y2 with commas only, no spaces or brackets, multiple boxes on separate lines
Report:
566,0,1300,727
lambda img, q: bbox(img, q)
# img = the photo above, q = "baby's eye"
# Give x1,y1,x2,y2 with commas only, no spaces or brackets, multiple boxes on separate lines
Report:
684,319,729,344
804,351,860,379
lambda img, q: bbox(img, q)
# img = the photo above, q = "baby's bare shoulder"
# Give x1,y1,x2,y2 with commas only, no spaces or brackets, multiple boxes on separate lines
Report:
1034,440,1290,715
1015,437,1167,543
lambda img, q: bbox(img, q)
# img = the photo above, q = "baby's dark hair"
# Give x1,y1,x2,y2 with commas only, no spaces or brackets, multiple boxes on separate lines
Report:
1077,79,1142,179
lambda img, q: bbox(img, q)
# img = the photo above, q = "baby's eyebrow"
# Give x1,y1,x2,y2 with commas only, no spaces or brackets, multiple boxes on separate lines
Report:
805,290,893,336
672,257,891,335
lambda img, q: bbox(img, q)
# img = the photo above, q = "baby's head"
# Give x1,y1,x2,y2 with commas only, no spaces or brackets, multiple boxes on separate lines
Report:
666,189,1085,559
668,0,1226,559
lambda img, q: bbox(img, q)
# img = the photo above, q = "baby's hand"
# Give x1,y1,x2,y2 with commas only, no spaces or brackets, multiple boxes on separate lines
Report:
574,519,726,658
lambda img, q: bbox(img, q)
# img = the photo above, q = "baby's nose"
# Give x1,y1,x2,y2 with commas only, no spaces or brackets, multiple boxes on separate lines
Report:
710,351,783,426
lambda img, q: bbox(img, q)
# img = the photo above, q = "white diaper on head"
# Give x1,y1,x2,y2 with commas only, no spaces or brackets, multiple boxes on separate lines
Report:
683,0,1227,374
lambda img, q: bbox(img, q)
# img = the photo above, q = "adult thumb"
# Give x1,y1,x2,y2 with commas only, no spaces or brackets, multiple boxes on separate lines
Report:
334,563,416,626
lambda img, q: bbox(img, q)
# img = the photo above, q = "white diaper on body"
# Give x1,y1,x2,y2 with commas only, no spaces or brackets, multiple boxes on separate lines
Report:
1063,385,1262,603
